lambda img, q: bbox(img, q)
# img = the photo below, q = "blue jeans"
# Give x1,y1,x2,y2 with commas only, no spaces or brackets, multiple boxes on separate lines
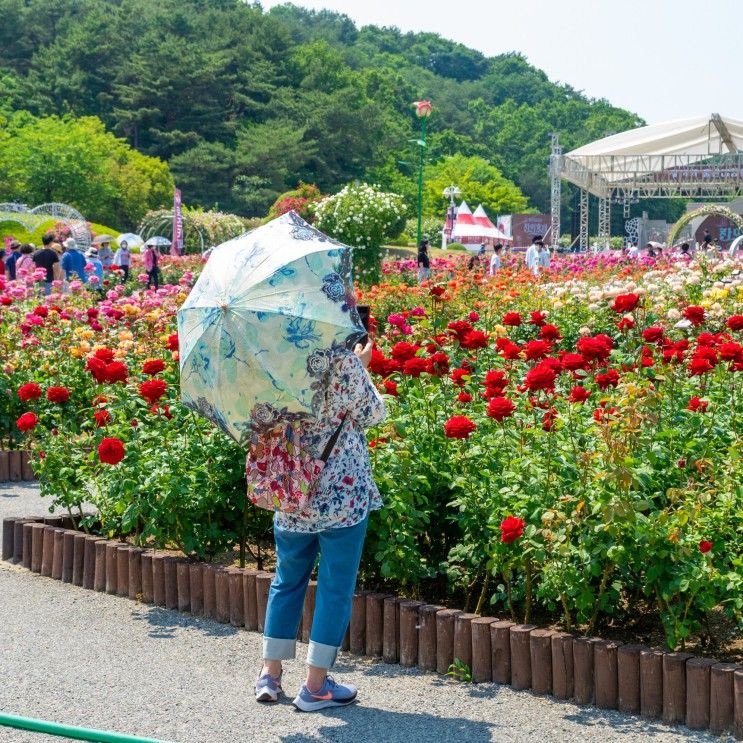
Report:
263,515,368,669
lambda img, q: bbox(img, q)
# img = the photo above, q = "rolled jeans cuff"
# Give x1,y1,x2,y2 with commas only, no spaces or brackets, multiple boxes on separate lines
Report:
263,636,296,661
307,640,338,669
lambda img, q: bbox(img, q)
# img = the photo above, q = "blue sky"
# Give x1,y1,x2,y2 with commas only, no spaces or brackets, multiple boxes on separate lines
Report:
261,0,743,124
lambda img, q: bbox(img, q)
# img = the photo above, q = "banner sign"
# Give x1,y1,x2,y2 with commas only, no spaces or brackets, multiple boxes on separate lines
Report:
172,188,183,256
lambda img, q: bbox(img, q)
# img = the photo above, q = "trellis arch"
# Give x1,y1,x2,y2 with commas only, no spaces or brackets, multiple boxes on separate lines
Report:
138,210,205,254
667,205,743,247
0,202,92,251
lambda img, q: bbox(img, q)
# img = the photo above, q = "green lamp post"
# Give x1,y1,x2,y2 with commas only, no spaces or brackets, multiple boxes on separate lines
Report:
412,100,432,248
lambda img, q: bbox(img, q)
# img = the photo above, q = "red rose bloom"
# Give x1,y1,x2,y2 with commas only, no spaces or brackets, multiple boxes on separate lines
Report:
727,315,743,332
523,339,551,360
641,326,665,344
616,317,635,331
500,515,525,544
487,396,515,421
698,540,713,554
688,357,713,376
683,305,705,326
595,369,620,390
382,359,403,377
560,353,586,372
142,359,166,376
447,320,474,342
86,357,108,383
611,293,640,313
105,361,129,384
719,342,743,362
539,324,562,341
368,347,386,376
450,368,470,387
391,341,420,363
663,348,685,364
687,396,708,412
17,383,42,402
502,312,522,326
94,409,111,427
461,330,489,350
427,352,450,377
46,386,70,403
457,391,473,403
569,386,590,403
443,415,476,439
542,408,557,431
429,285,446,297
16,412,39,432
140,379,168,404
33,305,49,318
495,338,521,360
529,311,546,327
576,334,613,361
98,437,125,465
94,348,115,363
593,406,619,423
166,334,179,351
524,361,557,392
403,357,429,377
468,311,480,322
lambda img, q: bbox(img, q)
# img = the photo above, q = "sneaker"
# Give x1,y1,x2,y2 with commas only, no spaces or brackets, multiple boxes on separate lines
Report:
292,676,358,712
255,672,283,703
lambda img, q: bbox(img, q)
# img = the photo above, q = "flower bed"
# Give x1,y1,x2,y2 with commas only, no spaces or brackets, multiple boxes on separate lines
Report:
2,515,742,738
1,251,741,657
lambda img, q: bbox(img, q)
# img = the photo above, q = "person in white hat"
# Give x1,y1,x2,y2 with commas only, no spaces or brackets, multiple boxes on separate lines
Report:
85,247,104,286
60,238,87,283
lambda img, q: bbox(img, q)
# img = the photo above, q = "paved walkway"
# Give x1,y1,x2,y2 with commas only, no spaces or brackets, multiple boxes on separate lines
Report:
0,484,723,743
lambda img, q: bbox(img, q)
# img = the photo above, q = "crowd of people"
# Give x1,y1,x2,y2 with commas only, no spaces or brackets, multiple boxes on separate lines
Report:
2,232,162,293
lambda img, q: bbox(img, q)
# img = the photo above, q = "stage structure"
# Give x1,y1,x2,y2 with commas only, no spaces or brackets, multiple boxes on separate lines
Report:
550,114,743,249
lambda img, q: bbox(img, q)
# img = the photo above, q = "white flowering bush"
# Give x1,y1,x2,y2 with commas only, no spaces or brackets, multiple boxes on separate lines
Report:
314,182,406,282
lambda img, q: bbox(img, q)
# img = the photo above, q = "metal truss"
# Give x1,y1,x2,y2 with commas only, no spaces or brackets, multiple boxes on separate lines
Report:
549,134,562,245
598,197,611,243
579,189,589,250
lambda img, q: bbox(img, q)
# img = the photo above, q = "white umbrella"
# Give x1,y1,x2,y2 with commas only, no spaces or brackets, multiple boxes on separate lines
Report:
92,234,116,245
117,233,144,248
145,236,172,247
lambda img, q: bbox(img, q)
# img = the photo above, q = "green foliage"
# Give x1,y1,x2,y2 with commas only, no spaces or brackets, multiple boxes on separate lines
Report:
0,218,119,247
0,115,172,227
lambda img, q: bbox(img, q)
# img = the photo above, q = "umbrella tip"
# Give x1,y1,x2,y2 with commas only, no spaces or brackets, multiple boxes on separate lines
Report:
220,302,228,311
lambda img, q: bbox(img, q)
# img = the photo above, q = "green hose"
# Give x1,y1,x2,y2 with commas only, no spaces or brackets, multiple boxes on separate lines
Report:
0,712,177,743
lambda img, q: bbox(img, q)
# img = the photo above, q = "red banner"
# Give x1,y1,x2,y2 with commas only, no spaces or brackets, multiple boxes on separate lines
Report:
172,188,183,256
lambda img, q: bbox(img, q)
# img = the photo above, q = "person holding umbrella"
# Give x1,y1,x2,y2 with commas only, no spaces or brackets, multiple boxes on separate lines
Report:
178,212,386,712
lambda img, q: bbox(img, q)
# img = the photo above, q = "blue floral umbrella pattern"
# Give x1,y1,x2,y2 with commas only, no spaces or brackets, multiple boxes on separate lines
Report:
177,211,364,445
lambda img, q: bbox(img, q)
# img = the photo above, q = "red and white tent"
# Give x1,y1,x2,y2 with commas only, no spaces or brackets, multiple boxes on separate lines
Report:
451,202,511,247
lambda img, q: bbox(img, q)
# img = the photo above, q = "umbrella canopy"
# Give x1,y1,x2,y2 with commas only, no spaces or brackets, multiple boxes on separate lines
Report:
146,236,172,247
92,234,115,245
177,211,364,444
117,232,143,248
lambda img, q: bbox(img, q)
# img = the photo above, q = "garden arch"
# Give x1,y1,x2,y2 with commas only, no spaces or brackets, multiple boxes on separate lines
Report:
138,211,205,254
667,204,743,247
0,202,92,251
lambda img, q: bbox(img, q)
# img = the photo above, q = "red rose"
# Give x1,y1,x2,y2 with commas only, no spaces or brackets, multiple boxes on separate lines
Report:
529,311,546,327
616,317,635,331
98,437,125,465
569,386,590,403
500,515,525,544
130,419,138,427
427,352,450,377
495,338,521,360
688,357,713,376
33,305,49,318
727,315,743,332
382,358,402,377
524,361,557,392
683,305,705,326
487,396,515,421
17,383,42,402
105,361,129,384
0,296,12,306
368,347,386,376
87,307,99,319
382,380,398,397
94,409,111,427
450,368,470,387
576,334,613,361
483,370,508,396
142,358,166,376
611,293,640,313
457,391,473,403
468,311,480,322
443,415,476,439
391,341,420,363
86,357,108,383
560,353,586,372
429,285,446,297
16,412,39,432
502,312,522,327
403,357,429,377
698,540,713,554
542,408,557,431
663,348,685,364
523,339,551,360
593,406,619,423
94,348,115,363
447,320,474,342
719,342,743,362
166,334,179,351
595,369,620,390
140,378,168,404
641,326,665,344
539,324,561,341
461,330,489,350
46,386,70,403
687,396,708,413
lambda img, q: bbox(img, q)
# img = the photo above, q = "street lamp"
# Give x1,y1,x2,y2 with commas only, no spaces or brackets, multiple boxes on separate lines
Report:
442,185,461,249
412,100,432,248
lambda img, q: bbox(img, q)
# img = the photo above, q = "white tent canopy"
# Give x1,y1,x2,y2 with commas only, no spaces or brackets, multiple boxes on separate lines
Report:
561,114,743,195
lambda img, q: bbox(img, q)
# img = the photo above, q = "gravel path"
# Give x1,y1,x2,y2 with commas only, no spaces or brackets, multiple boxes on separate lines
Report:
0,484,725,743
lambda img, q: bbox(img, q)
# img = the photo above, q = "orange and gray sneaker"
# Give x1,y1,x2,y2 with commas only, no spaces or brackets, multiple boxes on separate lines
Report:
292,676,357,712
255,671,283,703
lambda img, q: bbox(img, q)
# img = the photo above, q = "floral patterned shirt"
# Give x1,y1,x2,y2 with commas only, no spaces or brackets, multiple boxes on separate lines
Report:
275,350,386,533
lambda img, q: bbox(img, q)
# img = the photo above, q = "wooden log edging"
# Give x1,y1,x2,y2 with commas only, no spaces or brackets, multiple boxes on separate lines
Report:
2,514,742,739
0,451,37,482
